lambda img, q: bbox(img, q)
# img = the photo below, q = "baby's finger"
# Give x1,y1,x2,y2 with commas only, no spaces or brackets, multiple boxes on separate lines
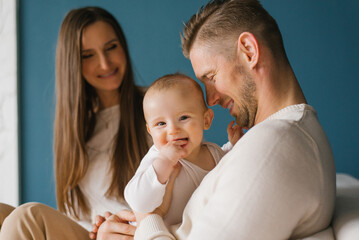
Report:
95,215,106,227
104,211,113,219
89,231,96,239
92,223,99,233
227,121,235,132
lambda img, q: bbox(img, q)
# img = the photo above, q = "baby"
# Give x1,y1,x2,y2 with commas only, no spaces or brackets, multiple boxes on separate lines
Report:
124,73,241,226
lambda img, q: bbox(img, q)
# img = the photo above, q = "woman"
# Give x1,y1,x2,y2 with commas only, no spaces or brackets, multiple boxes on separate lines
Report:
0,6,150,237
54,6,149,230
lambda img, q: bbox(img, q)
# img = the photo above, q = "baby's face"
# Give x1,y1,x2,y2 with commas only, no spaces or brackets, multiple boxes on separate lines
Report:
144,86,209,159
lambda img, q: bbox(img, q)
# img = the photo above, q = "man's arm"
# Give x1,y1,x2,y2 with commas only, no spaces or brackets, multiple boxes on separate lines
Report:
136,123,324,239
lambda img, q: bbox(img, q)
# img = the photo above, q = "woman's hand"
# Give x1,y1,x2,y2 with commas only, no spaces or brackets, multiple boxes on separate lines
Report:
96,210,137,240
135,163,182,225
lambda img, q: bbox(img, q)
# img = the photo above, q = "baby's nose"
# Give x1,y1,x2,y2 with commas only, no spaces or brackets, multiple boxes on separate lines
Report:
168,124,180,135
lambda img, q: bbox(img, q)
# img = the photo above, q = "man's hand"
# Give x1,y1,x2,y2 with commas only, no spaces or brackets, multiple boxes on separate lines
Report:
96,210,137,240
89,211,112,239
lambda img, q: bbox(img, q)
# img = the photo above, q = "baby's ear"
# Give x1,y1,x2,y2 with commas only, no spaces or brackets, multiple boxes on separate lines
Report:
204,108,214,130
146,124,152,135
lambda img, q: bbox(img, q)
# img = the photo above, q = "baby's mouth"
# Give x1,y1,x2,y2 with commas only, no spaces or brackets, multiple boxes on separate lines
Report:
173,138,189,147
174,137,188,142
181,138,189,147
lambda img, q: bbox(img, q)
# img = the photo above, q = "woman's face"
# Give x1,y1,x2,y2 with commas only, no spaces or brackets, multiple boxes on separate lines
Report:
81,21,127,106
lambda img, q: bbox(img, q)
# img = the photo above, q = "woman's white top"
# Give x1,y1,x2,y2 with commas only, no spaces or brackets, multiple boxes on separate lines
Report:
76,105,131,231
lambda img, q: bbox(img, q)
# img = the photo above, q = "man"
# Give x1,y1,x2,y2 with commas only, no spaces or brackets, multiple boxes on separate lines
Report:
122,0,335,239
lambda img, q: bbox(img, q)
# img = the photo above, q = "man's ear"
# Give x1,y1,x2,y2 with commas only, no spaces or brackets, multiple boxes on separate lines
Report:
204,108,214,130
237,32,259,69
146,124,152,135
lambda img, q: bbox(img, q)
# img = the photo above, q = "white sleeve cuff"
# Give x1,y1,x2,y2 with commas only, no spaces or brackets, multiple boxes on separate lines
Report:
221,141,233,153
135,214,175,240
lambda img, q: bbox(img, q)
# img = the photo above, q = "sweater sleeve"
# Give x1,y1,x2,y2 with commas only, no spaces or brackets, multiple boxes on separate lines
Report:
134,214,175,240
124,146,167,213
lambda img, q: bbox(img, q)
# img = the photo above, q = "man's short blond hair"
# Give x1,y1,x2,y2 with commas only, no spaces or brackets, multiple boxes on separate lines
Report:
181,0,287,62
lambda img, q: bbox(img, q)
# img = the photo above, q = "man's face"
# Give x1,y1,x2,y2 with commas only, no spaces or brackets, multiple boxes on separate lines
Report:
189,44,257,129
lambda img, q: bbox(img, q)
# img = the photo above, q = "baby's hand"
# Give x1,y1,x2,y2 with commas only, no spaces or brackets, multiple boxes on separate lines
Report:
227,121,244,146
153,139,187,184
159,139,188,165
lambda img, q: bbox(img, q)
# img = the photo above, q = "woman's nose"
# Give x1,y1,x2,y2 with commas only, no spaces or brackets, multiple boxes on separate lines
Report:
99,54,110,70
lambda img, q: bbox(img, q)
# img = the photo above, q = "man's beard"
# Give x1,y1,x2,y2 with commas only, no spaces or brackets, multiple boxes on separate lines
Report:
233,66,257,129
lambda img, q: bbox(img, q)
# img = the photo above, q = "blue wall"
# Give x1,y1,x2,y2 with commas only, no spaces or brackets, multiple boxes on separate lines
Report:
19,0,359,208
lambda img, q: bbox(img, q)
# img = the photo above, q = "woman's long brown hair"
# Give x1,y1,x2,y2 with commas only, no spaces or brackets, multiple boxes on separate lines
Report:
55,7,149,219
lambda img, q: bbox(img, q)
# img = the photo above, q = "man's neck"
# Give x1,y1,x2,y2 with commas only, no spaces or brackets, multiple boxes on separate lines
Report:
254,58,307,125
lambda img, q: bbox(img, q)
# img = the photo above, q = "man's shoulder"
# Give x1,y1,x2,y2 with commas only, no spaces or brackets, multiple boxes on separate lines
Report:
228,116,319,168
241,117,305,145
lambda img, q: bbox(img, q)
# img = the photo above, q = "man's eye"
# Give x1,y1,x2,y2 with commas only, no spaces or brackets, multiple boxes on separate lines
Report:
179,115,189,121
156,122,166,127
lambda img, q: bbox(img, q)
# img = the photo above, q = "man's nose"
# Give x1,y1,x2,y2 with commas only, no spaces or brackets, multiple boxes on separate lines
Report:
206,85,221,106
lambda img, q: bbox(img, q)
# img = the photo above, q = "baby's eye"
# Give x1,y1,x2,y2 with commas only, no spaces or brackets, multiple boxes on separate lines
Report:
179,115,189,121
155,122,166,127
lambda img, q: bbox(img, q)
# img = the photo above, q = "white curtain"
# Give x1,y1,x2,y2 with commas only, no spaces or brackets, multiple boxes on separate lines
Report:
0,0,19,206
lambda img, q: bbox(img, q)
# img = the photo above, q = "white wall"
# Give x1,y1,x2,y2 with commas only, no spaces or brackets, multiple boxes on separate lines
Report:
0,0,19,206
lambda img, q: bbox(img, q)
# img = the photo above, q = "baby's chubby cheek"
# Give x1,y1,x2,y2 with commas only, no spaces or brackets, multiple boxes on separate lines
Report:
154,136,169,147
